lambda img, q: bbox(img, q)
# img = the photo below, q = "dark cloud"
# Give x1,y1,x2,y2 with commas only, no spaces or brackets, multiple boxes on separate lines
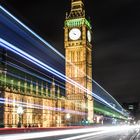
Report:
1,0,140,103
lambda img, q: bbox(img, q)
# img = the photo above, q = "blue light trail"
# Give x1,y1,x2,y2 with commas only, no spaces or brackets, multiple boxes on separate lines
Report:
0,5,64,59
0,38,126,116
5,60,66,91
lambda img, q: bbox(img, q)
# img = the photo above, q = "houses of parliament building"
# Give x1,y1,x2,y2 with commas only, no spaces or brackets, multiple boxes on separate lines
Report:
0,0,94,128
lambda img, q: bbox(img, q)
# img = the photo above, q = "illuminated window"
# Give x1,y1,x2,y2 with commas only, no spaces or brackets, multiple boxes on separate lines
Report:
129,105,134,110
77,51,80,61
71,51,75,62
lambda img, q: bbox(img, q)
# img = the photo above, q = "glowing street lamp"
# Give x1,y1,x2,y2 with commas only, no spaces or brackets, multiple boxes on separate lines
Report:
17,106,24,127
65,113,71,126
66,113,71,120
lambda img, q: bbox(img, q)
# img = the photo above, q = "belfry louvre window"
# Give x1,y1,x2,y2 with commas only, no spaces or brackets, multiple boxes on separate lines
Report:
72,6,81,9
72,0,80,2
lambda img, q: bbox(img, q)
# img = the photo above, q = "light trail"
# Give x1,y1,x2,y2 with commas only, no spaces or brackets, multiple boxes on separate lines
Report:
0,98,87,116
0,53,67,97
0,58,87,109
1,71,87,110
0,64,87,110
6,61,66,91
1,70,121,117
0,54,83,100
3,52,65,88
0,52,122,113
0,5,123,113
0,125,139,140
0,38,125,116
0,5,64,59
66,56,123,111
60,125,140,140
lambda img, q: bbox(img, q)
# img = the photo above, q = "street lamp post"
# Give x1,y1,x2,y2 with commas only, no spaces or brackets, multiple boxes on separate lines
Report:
17,106,24,127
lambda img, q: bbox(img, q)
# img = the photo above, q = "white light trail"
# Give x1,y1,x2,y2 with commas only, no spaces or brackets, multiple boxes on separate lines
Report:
0,125,139,140
60,125,140,140
0,98,86,116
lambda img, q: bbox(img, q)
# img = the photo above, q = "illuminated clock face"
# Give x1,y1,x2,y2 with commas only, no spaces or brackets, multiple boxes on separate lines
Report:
69,28,81,40
87,30,91,42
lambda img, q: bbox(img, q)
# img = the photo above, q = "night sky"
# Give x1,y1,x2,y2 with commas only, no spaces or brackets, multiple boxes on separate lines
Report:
1,0,140,103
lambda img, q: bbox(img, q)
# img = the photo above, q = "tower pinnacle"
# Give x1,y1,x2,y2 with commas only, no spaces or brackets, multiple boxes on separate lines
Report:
66,0,85,19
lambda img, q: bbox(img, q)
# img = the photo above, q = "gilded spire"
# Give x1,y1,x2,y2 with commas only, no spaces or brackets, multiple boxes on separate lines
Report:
66,0,85,19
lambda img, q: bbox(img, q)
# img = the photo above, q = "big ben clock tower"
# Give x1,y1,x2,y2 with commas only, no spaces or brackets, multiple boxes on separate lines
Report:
64,0,94,123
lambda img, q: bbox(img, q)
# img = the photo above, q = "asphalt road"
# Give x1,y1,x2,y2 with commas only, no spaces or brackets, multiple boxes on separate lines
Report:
0,126,139,140
33,131,139,140
31,127,140,140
